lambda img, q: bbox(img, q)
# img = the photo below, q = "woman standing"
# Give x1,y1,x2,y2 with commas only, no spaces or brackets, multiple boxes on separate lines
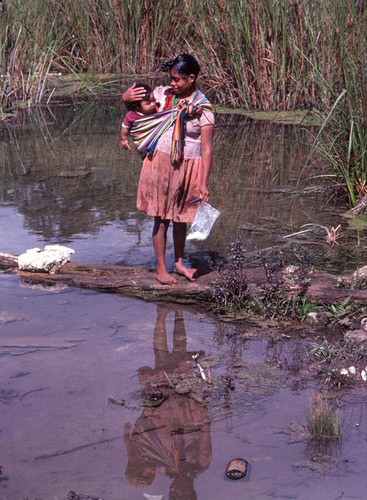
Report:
123,54,214,285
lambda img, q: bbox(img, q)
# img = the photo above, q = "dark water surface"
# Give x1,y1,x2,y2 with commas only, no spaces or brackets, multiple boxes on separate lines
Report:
1,102,367,499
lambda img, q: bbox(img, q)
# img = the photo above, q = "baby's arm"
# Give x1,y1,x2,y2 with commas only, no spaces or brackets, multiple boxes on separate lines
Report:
120,124,131,150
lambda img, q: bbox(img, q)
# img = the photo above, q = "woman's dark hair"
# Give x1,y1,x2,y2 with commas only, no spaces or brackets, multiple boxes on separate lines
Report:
125,83,153,111
160,53,200,79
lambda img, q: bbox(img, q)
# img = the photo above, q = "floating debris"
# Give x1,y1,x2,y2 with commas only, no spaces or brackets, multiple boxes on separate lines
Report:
283,223,343,247
225,458,249,480
108,396,126,406
324,225,343,247
142,390,167,408
67,491,103,500
192,353,207,381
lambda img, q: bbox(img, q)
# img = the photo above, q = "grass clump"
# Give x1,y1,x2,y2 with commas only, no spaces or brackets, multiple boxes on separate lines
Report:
310,337,366,365
322,297,363,327
336,273,367,291
306,394,341,441
308,337,367,389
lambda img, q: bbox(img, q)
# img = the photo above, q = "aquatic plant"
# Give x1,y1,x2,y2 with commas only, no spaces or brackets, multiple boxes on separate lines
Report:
306,394,341,441
317,366,353,390
309,338,335,364
311,87,367,209
293,298,318,322
259,245,313,320
260,247,291,320
322,298,363,327
211,239,314,320
210,237,262,314
309,337,366,364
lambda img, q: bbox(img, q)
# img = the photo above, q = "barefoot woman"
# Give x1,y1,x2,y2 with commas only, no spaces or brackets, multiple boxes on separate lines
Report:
123,54,214,285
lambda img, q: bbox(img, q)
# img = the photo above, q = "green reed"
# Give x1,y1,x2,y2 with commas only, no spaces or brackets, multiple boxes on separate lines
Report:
1,0,365,109
1,0,365,205
308,0,366,207
306,394,341,441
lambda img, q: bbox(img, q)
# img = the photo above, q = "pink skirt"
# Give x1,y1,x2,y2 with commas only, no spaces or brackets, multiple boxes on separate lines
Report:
137,150,202,223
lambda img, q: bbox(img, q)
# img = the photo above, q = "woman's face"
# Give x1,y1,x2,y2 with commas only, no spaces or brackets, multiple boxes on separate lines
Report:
170,68,196,98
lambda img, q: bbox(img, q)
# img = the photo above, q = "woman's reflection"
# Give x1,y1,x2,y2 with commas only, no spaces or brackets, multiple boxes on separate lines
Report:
124,304,212,499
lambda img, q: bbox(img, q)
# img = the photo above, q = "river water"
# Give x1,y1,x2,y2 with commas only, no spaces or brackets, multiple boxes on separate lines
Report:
1,100,367,499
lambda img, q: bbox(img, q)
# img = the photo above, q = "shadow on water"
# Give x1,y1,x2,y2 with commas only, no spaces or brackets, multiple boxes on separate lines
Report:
1,99,366,272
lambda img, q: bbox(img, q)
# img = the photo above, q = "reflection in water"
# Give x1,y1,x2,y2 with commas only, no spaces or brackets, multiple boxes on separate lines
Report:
304,434,341,468
123,305,211,499
1,107,319,243
1,101,365,272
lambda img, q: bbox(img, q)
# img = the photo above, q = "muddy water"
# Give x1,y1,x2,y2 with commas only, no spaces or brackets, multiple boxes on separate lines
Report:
1,102,367,499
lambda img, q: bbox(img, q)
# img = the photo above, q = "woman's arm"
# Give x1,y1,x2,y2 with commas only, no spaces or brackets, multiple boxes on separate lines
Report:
200,124,214,203
122,83,147,103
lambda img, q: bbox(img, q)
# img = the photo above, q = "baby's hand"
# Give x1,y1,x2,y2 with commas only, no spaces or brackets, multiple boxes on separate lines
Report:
121,139,131,150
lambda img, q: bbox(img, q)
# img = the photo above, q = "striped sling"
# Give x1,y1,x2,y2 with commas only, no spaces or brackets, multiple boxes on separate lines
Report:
130,90,213,164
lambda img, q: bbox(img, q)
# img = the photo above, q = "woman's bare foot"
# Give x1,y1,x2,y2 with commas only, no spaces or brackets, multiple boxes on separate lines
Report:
174,264,197,282
155,270,178,285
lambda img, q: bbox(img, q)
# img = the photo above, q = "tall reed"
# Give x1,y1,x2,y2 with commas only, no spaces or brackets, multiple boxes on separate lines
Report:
1,0,366,206
309,0,366,207
1,0,365,111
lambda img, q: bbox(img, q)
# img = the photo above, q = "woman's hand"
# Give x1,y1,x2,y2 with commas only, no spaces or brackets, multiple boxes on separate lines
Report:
122,83,147,103
120,139,131,150
199,183,210,203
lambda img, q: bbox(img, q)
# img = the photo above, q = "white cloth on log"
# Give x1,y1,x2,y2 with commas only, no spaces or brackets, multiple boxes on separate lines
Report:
18,245,75,274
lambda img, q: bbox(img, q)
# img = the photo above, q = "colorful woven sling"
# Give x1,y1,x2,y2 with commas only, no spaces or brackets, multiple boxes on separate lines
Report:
130,90,213,164
170,91,213,164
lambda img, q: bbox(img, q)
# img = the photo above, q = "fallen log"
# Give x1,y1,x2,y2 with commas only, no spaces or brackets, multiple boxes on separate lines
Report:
0,252,213,303
0,252,19,267
1,252,367,306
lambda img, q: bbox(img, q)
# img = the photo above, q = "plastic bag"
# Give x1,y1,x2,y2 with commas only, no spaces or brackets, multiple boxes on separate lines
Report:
187,202,220,241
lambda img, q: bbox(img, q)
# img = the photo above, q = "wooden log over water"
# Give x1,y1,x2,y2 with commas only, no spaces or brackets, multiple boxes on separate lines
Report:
1,252,367,306
0,252,213,303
